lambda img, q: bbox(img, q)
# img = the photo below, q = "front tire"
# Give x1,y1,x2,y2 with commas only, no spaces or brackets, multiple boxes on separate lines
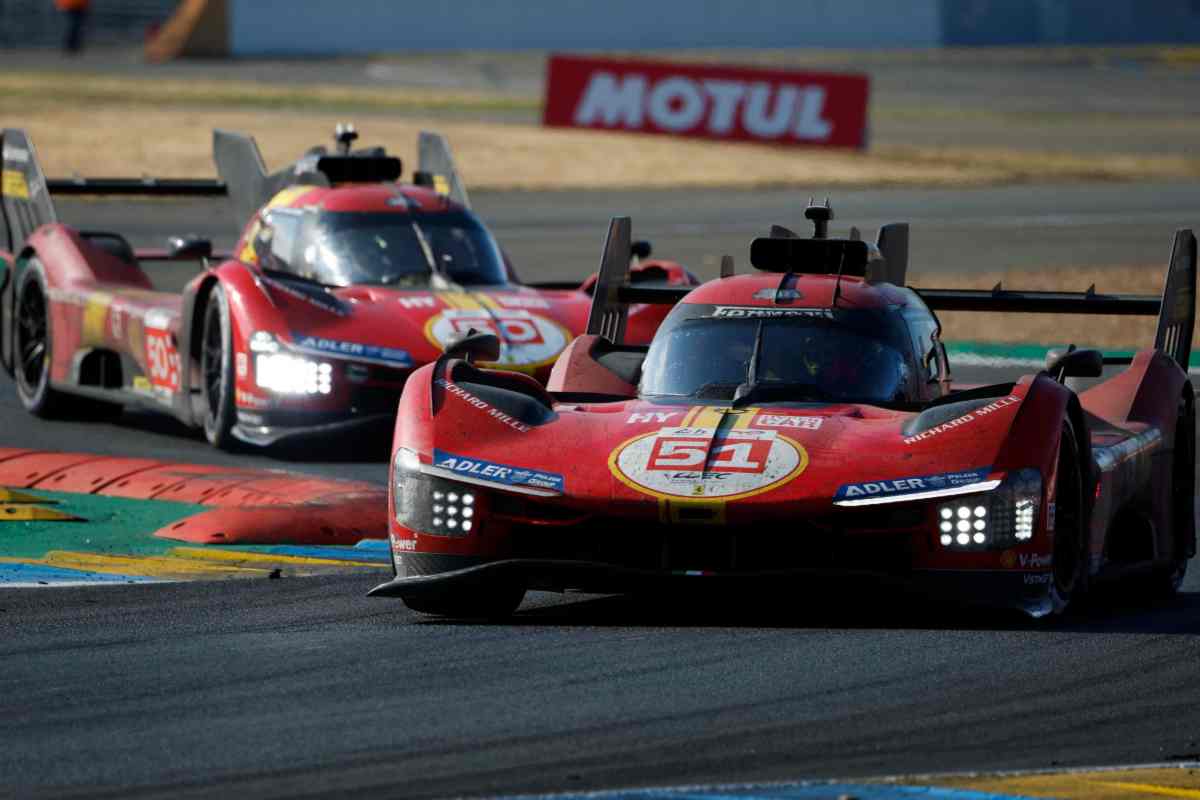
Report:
402,584,526,620
1049,419,1087,613
14,260,67,417
200,286,237,449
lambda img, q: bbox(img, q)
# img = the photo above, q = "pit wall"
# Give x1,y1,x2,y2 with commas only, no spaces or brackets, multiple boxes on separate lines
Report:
216,0,1200,56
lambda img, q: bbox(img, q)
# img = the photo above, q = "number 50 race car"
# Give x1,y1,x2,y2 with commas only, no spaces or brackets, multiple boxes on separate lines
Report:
372,202,1196,619
0,127,694,450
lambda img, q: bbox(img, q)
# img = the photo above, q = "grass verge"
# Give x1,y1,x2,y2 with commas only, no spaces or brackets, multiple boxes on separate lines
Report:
7,104,1200,191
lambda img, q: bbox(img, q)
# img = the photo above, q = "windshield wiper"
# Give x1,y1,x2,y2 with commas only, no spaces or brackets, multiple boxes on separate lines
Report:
731,321,765,407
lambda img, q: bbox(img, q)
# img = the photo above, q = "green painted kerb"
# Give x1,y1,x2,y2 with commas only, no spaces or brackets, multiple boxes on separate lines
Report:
0,490,206,560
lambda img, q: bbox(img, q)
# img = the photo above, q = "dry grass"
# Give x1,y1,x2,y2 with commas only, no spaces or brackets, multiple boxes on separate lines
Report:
8,105,1200,191
5,67,1200,188
0,71,535,114
912,264,1170,349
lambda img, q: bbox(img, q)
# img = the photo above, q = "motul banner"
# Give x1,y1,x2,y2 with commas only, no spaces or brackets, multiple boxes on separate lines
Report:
543,55,870,150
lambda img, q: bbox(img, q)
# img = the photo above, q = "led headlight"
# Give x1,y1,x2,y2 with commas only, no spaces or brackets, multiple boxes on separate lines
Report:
254,353,332,394
937,468,1042,551
392,447,478,537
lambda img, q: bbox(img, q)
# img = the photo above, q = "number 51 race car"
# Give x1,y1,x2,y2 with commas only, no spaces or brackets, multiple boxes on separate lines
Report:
372,202,1196,619
0,126,694,450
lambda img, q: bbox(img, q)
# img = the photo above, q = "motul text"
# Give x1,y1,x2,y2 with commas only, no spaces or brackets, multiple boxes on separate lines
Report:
544,55,869,149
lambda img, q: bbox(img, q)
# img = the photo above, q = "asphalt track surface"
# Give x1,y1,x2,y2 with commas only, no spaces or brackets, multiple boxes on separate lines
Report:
2,186,1199,798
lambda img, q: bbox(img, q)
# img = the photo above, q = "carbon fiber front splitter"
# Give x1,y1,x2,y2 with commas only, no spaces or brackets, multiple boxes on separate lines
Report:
232,412,394,447
367,554,1056,617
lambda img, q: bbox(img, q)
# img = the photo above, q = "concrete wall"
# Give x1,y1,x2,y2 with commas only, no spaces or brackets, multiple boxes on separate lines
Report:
228,0,944,55
0,0,178,47
941,0,1200,45
6,0,1198,53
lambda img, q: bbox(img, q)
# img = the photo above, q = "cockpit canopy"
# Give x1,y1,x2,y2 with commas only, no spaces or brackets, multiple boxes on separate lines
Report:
639,302,923,405
253,208,509,287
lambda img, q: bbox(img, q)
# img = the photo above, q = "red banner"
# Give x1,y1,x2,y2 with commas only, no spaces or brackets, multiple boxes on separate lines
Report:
543,54,870,150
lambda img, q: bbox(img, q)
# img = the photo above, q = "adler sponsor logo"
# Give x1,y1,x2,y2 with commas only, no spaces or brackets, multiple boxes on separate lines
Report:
544,56,869,150
841,478,927,498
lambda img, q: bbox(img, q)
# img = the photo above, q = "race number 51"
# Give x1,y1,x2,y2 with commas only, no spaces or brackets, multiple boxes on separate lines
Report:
647,434,770,474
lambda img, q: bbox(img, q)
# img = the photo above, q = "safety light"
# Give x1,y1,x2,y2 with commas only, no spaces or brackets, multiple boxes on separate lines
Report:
255,353,333,395
936,468,1042,551
392,447,479,537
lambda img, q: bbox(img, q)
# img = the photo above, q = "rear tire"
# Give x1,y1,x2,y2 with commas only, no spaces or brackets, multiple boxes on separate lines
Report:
402,585,526,620
200,286,237,450
1049,419,1087,613
14,261,69,417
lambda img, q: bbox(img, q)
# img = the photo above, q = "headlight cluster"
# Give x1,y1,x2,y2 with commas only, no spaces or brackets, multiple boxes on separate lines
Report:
432,489,475,533
393,448,480,537
937,468,1041,551
938,503,989,546
250,332,332,395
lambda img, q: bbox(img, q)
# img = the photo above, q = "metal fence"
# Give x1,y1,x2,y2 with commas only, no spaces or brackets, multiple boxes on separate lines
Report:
0,0,178,47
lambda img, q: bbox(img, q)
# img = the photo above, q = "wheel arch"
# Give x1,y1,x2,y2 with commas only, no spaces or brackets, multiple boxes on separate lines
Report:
177,272,221,426
1175,380,1196,560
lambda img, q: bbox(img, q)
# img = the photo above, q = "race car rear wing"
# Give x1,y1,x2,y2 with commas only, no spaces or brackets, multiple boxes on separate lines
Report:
213,127,470,223
917,228,1196,370
1,128,225,255
584,215,912,339
584,215,1197,371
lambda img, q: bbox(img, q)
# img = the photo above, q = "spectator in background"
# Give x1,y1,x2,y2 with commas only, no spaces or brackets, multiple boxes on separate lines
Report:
55,0,90,54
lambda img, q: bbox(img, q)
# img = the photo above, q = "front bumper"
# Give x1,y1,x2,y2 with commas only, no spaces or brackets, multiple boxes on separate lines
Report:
232,411,394,447
368,554,1057,617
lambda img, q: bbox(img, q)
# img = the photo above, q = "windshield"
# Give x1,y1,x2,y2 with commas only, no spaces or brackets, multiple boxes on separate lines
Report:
640,310,916,404
287,210,508,287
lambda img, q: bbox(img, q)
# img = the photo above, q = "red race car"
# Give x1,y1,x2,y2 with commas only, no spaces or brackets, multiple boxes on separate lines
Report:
372,203,1197,618
0,126,694,449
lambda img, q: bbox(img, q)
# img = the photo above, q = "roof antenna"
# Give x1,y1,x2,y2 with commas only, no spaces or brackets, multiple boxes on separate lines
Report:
804,197,833,239
831,246,848,309
334,123,358,155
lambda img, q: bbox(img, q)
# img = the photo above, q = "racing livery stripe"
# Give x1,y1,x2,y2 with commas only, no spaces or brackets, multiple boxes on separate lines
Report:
438,291,484,311
690,406,728,428
731,407,761,429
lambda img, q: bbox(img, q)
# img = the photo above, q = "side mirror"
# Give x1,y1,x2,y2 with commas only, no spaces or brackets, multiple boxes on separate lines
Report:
631,240,652,259
1045,347,1103,382
167,235,213,260
444,328,501,363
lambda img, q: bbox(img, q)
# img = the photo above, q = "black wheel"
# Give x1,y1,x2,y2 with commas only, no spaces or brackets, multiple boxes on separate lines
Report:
14,260,67,417
1049,419,1087,613
200,285,237,449
1149,397,1193,597
402,584,526,620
